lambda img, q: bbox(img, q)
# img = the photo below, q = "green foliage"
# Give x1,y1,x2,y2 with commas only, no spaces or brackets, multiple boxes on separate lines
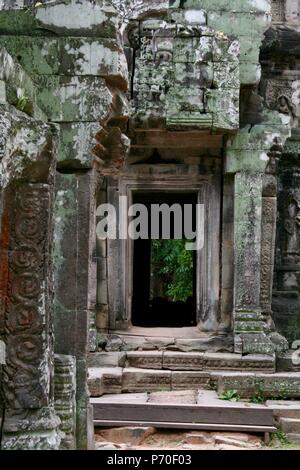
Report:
151,239,193,302
219,389,240,402
271,431,291,446
250,382,265,404
15,91,32,115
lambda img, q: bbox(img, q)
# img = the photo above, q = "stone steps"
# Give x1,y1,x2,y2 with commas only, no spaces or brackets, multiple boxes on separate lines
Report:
91,389,277,435
217,372,300,399
279,417,300,443
88,351,276,373
88,366,300,398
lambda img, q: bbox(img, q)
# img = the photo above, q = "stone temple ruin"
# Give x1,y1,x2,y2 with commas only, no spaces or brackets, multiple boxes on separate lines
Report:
0,0,300,450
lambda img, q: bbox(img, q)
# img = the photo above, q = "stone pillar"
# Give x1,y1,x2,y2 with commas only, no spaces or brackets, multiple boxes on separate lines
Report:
232,171,273,353
226,117,290,354
53,171,97,450
0,113,60,449
54,355,76,450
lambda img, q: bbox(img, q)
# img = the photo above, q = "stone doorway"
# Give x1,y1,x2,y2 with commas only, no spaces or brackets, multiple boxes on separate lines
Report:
103,162,222,335
131,191,197,328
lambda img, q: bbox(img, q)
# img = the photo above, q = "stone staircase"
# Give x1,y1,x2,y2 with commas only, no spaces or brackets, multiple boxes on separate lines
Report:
88,351,300,399
266,401,300,443
88,351,300,440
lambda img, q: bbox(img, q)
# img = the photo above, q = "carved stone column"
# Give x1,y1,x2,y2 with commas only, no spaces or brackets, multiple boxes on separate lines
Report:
226,118,290,354
232,172,273,353
54,355,76,450
0,111,60,450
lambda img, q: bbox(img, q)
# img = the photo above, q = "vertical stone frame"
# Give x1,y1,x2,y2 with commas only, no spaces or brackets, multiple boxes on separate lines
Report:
105,165,221,333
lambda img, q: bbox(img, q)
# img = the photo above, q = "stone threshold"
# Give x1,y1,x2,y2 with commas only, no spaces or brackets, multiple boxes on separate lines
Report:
96,332,234,352
88,351,275,373
111,327,210,339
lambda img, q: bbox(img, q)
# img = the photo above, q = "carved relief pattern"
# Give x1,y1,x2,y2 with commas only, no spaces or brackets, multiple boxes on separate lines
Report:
2,184,52,409
271,0,285,22
54,355,76,450
283,192,300,265
265,79,300,127
260,198,277,310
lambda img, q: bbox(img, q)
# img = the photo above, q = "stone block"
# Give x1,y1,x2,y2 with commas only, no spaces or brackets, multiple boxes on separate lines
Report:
88,367,123,396
214,435,261,448
216,372,256,397
276,351,300,372
266,400,300,419
203,352,243,370
126,351,163,369
35,0,119,38
217,372,300,399
148,390,197,404
280,417,300,434
163,352,204,370
241,354,275,373
92,393,148,404
286,433,300,443
173,336,233,353
88,368,103,397
144,337,175,350
171,371,211,390
96,426,156,445
57,122,100,167
36,75,112,122
119,335,153,351
87,352,126,368
184,432,214,446
122,368,171,393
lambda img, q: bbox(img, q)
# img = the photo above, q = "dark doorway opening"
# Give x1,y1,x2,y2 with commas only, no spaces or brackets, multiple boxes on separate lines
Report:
131,192,197,327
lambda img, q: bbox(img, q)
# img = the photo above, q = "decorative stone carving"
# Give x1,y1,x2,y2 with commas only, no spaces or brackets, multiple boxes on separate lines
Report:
54,355,76,450
283,193,300,264
271,0,285,22
2,185,52,410
127,18,240,131
265,79,300,128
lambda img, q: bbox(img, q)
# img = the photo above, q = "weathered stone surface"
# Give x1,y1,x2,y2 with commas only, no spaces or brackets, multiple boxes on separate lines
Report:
214,435,261,448
184,432,214,446
286,433,300,443
88,352,126,368
171,371,211,391
92,393,148,403
266,400,300,419
217,372,300,399
280,417,300,434
122,368,171,393
163,352,204,370
88,367,123,396
148,390,197,404
127,351,163,369
54,354,77,450
96,426,156,445
173,336,233,353
277,351,300,372
1,408,61,450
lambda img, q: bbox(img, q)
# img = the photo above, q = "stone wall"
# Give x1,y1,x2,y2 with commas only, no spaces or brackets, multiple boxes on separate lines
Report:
260,0,300,344
0,0,129,450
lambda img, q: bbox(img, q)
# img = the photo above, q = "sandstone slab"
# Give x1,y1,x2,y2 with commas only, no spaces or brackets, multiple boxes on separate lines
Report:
171,371,211,390
163,352,204,370
126,351,163,369
122,368,171,393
